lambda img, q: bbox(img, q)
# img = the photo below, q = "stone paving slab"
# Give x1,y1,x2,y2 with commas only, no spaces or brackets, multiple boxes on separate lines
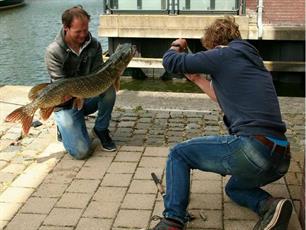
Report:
1,145,303,230
0,86,304,229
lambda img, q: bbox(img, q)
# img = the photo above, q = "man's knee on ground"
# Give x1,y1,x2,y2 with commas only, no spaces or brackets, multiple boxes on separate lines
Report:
67,142,93,160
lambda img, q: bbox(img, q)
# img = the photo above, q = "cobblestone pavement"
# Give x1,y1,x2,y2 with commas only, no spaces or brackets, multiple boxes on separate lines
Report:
0,86,304,230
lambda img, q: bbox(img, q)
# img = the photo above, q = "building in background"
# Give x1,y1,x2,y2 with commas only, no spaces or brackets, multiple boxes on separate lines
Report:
99,0,305,96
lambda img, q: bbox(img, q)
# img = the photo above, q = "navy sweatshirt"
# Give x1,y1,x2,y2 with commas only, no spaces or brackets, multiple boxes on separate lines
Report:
163,39,287,139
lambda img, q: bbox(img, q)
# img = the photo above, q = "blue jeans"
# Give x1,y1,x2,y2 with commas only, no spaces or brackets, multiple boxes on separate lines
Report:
54,86,116,159
163,135,290,223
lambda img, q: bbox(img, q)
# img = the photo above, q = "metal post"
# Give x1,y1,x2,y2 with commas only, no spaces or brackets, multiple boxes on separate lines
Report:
137,0,142,10
185,0,190,10
102,0,105,13
103,0,112,14
210,0,215,10
241,0,246,15
235,0,239,12
169,0,175,14
257,0,264,39
111,0,118,10
161,0,167,10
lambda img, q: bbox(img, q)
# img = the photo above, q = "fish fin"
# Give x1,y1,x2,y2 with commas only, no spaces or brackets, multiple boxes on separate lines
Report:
39,107,54,120
63,95,73,102
114,77,120,91
5,105,36,135
28,83,50,101
72,98,84,110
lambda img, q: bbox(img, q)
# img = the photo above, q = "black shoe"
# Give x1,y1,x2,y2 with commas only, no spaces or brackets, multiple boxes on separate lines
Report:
57,127,62,142
253,198,293,230
93,128,117,152
152,217,185,230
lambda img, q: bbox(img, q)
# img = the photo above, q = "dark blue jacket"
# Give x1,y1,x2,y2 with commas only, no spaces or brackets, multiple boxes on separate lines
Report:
163,39,286,139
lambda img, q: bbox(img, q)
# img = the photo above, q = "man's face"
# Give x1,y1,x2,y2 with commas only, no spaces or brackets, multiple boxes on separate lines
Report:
64,17,89,46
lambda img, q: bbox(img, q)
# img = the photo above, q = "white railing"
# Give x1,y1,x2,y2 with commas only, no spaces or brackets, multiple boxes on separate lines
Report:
102,0,242,14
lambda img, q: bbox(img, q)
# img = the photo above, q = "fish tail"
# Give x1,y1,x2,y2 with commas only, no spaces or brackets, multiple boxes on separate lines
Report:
5,105,36,135
39,107,54,120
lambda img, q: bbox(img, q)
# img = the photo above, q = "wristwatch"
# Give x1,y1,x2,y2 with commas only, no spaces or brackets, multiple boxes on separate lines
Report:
205,75,212,81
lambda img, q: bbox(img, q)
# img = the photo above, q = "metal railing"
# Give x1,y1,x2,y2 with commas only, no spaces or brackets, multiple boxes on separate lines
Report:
102,0,244,15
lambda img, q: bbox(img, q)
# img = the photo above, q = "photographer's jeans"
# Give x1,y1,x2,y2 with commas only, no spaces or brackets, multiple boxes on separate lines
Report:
54,86,116,159
163,135,290,223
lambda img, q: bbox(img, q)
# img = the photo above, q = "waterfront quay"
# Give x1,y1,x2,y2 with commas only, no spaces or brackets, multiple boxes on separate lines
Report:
0,85,304,230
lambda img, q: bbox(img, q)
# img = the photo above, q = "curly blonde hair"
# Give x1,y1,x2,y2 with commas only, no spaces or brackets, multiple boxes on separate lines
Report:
201,17,241,49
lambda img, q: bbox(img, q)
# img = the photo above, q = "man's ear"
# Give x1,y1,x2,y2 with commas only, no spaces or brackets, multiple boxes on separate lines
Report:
63,26,69,32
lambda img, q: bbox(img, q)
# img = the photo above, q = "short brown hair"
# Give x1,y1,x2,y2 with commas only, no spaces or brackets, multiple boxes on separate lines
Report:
62,5,90,28
201,17,241,49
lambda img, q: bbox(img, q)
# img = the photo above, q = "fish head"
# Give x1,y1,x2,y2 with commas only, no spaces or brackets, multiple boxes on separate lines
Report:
104,43,137,78
113,43,136,68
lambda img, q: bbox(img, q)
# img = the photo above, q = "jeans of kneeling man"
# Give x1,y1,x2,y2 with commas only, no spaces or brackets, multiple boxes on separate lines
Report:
54,86,116,160
162,135,290,224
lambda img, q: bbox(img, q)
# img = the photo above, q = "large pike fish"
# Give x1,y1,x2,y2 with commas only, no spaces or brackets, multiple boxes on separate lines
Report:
5,43,135,134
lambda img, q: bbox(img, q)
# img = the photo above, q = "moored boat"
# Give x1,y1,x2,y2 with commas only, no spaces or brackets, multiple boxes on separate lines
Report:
0,0,25,10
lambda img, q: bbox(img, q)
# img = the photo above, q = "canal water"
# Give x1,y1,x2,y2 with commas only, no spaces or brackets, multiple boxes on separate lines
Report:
0,0,107,86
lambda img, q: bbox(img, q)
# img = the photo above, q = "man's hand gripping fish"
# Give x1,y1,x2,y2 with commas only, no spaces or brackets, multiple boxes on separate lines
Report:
5,43,136,134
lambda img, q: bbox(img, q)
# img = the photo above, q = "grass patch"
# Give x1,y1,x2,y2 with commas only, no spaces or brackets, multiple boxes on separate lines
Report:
120,78,202,93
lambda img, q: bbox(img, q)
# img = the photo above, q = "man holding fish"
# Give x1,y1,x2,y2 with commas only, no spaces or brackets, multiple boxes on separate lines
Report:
45,5,117,158
5,6,135,159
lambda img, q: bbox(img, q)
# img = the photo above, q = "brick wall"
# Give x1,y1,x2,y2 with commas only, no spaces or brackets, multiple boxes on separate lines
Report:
245,0,257,12
245,0,305,25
